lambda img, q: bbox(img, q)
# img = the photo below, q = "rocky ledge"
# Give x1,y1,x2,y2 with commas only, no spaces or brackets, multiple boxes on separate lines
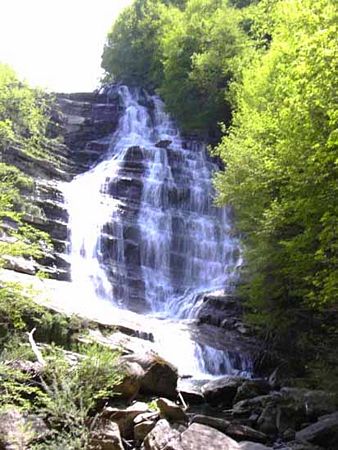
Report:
1,88,123,282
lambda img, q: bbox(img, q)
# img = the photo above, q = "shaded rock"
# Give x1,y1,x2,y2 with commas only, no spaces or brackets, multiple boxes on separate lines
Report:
190,415,267,443
134,412,159,425
233,388,338,436
155,140,172,148
133,411,159,441
101,402,149,439
296,411,338,448
134,420,156,442
89,420,124,450
122,353,178,398
123,145,145,161
238,443,272,450
157,398,188,423
114,361,145,400
257,403,279,435
2,255,36,275
201,375,245,407
141,358,178,398
268,367,286,390
143,419,181,450
234,379,271,403
195,292,241,328
280,388,337,420
278,441,323,450
177,379,205,405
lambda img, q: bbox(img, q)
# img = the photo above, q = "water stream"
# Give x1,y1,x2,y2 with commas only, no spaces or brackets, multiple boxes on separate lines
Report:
63,85,251,378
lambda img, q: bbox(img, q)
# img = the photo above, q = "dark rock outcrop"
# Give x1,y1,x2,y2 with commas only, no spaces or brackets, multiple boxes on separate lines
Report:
201,375,246,407
295,411,338,447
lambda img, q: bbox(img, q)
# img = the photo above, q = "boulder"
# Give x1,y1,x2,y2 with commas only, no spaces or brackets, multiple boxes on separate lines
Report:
280,388,337,420
233,388,338,436
234,379,271,403
122,353,178,398
177,379,205,404
101,402,149,439
89,420,124,450
134,420,156,442
257,403,279,435
201,375,245,407
114,360,145,400
190,415,267,443
296,411,338,448
143,419,181,450
180,423,240,450
157,398,188,423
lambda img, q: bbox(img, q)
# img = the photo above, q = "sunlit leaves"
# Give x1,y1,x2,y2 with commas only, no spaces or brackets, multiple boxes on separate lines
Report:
215,0,338,314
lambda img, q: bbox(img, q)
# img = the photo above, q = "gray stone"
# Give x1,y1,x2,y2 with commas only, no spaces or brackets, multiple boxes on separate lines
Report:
128,354,178,398
280,388,337,420
277,441,323,450
234,379,271,403
114,360,145,400
177,379,205,404
202,375,245,407
134,412,159,425
180,423,239,449
257,403,279,435
2,255,37,275
157,398,188,423
134,420,156,442
102,402,150,439
89,420,124,450
190,414,267,443
143,419,181,450
238,443,272,450
296,411,338,447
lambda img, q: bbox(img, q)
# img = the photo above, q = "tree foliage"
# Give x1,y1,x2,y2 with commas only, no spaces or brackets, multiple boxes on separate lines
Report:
214,0,337,324
0,64,54,267
101,0,250,133
0,63,52,159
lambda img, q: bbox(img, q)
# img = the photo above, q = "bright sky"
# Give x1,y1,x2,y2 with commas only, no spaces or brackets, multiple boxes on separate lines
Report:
0,0,133,92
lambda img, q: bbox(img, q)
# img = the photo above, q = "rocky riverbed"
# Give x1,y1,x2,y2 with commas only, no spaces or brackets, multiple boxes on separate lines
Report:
0,275,337,449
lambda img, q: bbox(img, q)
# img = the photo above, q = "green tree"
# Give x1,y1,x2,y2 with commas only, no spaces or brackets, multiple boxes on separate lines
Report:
214,0,337,322
160,0,251,132
101,0,251,134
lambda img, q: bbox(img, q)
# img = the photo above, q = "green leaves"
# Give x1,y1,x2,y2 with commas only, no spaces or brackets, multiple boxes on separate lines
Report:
101,0,250,134
214,0,338,319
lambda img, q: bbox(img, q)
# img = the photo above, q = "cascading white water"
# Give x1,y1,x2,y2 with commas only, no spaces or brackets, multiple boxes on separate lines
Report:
64,85,251,377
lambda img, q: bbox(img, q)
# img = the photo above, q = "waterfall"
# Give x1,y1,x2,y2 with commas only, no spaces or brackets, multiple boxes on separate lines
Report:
63,85,251,377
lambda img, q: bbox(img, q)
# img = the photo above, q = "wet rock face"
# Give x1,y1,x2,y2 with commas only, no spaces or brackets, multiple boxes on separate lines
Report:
57,91,121,174
0,88,123,282
99,146,147,311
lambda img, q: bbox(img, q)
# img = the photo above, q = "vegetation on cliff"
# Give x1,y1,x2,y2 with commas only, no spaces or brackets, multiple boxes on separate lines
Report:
0,63,55,263
0,64,123,448
103,0,338,383
214,0,338,376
